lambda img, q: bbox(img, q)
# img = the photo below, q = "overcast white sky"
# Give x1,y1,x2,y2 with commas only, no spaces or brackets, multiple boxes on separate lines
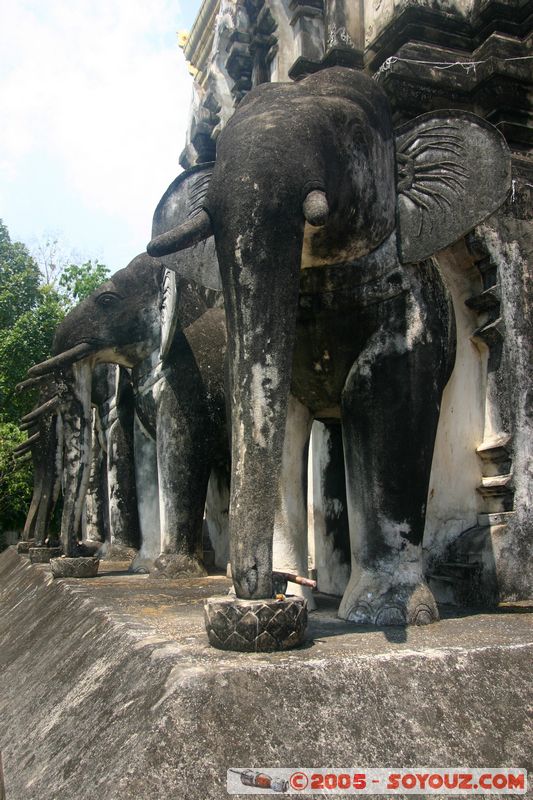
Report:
0,0,202,272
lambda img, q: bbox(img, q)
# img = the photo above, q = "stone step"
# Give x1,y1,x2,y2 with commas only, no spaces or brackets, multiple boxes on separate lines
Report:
471,316,504,346
477,511,515,527
477,473,513,498
465,284,501,312
0,547,531,800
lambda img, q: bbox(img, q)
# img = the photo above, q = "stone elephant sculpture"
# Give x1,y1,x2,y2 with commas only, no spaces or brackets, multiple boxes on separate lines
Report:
17,363,140,554
148,66,511,624
24,252,229,575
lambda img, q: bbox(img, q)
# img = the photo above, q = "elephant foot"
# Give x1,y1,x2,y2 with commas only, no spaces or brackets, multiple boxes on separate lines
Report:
205,595,308,652
151,553,208,579
100,543,138,562
129,553,155,574
338,570,438,626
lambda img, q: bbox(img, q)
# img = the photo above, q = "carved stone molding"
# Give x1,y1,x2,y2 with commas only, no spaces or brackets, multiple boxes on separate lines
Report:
373,33,533,151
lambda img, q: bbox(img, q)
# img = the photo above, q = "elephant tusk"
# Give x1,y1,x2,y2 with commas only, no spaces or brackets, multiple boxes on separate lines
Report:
13,431,40,454
16,375,50,393
147,210,214,257
20,395,60,424
26,342,93,378
20,420,39,432
14,453,32,468
303,190,329,227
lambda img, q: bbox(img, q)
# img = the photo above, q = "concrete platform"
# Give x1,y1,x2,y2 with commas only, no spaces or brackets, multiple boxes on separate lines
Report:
0,546,531,799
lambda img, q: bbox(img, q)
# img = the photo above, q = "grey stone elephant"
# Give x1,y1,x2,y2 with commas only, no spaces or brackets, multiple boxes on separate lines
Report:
148,66,511,624
24,250,228,575
18,364,140,554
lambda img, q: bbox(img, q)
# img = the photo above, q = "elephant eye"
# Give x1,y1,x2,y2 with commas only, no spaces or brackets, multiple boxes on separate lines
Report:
96,292,120,309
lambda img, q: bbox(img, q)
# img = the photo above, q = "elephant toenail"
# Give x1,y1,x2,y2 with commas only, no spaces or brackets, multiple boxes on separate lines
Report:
375,605,406,626
413,605,436,625
347,603,372,624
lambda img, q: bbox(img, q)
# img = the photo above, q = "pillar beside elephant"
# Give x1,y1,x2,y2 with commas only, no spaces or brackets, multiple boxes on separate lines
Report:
148,66,511,625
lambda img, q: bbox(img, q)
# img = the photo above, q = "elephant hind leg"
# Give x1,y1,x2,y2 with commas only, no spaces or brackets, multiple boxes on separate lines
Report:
338,292,449,626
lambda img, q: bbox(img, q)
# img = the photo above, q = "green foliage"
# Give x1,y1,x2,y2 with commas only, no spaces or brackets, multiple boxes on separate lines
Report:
0,286,66,423
59,260,110,304
0,219,109,534
0,423,33,541
0,220,41,330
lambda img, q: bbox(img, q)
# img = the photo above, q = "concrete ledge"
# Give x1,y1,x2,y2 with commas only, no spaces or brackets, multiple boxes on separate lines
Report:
0,547,531,799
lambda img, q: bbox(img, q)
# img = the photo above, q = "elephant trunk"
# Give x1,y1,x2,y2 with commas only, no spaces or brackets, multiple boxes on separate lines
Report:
218,210,306,599
59,361,93,555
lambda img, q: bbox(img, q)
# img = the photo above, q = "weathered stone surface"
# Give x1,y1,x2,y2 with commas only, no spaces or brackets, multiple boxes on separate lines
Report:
0,549,532,800
50,556,100,578
151,553,208,579
205,595,307,651
29,547,62,564
16,540,34,554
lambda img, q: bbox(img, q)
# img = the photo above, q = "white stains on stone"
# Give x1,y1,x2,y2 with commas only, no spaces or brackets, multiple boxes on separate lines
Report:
234,234,244,271
250,361,280,448
132,414,161,569
308,423,351,597
377,515,413,549
405,294,426,349
206,471,230,569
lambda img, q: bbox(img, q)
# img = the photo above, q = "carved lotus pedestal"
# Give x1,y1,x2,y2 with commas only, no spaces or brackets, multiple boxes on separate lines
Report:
204,595,308,652
50,557,100,579
29,547,62,564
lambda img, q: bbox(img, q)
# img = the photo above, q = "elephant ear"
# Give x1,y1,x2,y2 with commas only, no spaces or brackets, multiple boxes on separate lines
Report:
152,163,221,292
395,111,511,263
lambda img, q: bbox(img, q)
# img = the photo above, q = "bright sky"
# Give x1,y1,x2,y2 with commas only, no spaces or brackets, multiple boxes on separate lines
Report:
0,0,202,272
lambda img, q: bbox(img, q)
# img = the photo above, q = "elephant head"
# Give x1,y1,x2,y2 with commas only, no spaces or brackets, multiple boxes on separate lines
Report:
149,67,510,605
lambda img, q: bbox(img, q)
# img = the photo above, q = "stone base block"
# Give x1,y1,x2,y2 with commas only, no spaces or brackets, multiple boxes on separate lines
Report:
50,557,100,578
29,547,62,564
16,540,35,554
204,595,307,652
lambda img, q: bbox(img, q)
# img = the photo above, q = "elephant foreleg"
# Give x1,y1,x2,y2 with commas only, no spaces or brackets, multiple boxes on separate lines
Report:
339,277,451,625
155,377,211,577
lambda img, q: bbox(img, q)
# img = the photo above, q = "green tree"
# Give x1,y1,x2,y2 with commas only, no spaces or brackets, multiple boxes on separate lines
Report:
0,220,41,330
0,219,110,537
0,285,66,423
59,259,110,304
0,423,33,547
